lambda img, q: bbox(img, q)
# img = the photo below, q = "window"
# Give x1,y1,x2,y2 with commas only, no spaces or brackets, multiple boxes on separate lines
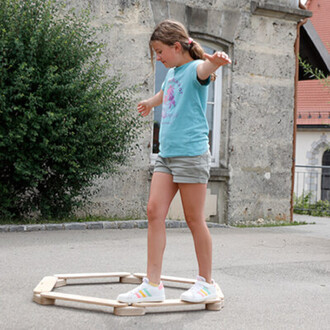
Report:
151,43,222,167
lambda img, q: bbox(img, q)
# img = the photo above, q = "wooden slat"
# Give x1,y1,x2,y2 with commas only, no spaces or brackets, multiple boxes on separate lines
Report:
54,272,131,280
33,276,58,294
133,273,196,284
132,298,221,308
113,306,146,316
40,292,128,308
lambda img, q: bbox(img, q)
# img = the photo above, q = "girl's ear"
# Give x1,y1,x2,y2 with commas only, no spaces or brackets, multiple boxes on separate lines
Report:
173,41,182,52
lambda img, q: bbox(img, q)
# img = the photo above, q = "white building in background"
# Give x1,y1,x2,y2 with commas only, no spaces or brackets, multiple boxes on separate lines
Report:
295,0,330,203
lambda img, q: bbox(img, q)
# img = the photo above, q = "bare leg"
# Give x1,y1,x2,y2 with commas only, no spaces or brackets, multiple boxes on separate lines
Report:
179,183,212,283
147,172,178,284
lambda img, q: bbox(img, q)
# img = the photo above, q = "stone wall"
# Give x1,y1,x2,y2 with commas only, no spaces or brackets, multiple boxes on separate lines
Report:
65,0,311,223
227,1,311,224
65,0,155,219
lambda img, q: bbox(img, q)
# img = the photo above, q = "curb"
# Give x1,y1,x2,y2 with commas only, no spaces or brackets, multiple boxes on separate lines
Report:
0,220,228,233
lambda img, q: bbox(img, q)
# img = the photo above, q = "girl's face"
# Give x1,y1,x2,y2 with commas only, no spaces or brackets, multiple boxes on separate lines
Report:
151,40,179,68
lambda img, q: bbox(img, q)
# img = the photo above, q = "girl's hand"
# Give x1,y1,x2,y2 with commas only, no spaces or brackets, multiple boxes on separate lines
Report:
204,51,232,67
138,100,153,117
197,51,232,81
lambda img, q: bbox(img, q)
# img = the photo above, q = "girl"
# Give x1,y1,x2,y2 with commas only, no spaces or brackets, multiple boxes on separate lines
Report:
117,20,231,303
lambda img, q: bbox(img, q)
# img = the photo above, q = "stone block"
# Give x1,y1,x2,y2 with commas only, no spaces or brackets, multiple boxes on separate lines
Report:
45,224,64,231
150,0,169,24
26,225,46,232
168,2,187,25
186,6,208,32
64,223,87,230
233,48,296,79
0,226,9,232
165,220,181,228
118,221,135,229
134,220,148,229
86,222,104,230
206,9,240,42
9,225,25,232
103,221,119,229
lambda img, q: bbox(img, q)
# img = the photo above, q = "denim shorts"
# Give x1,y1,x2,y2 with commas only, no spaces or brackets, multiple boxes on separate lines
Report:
154,150,211,184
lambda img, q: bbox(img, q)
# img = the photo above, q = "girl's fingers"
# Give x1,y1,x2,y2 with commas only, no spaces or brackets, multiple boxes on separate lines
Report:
138,105,145,112
205,51,231,65
138,104,150,117
216,51,230,60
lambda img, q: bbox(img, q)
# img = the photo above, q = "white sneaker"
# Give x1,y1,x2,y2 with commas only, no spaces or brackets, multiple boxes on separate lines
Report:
117,277,165,303
180,276,218,303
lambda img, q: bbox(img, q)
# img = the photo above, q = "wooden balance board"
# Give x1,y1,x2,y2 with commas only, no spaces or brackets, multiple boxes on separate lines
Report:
33,272,224,316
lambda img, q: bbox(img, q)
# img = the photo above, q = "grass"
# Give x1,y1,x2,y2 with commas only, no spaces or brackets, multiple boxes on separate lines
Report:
233,221,313,228
0,215,140,226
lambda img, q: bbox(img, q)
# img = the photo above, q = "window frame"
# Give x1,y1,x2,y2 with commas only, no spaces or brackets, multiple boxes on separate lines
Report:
208,65,222,167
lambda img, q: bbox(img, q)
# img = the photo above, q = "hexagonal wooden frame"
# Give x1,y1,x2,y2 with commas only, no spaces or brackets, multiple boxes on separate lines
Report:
33,272,224,316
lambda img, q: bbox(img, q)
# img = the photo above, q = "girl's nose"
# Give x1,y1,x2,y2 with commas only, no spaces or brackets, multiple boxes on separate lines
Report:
156,54,161,61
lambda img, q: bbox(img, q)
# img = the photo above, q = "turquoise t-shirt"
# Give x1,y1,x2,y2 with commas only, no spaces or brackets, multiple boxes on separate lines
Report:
159,60,210,158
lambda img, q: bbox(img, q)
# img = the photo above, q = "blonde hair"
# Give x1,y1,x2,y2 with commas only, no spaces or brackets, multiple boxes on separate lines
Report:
149,20,215,80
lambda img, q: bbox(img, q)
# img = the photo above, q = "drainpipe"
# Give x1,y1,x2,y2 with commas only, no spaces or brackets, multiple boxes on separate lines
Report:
291,0,309,222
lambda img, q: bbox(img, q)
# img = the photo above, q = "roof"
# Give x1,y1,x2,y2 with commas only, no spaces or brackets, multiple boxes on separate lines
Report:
302,20,330,72
297,79,330,125
297,0,330,126
306,0,330,53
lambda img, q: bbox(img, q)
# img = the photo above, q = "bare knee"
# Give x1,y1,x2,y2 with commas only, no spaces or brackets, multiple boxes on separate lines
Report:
147,201,156,221
185,214,207,232
147,200,166,224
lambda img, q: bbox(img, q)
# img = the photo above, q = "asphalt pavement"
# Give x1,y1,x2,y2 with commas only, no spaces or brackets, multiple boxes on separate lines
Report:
0,214,329,330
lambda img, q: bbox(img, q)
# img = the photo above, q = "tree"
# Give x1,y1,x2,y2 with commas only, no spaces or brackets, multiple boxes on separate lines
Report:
0,0,142,220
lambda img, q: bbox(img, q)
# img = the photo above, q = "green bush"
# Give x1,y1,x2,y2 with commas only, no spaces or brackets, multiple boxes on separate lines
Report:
294,193,330,217
0,0,142,220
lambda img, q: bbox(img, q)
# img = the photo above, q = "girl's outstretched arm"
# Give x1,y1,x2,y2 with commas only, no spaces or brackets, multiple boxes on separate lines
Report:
197,51,232,81
138,90,164,117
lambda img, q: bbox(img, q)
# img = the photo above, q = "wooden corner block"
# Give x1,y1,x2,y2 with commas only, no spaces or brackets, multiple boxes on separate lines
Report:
55,279,67,288
33,276,58,294
205,301,224,311
120,275,142,284
33,293,55,305
113,306,146,316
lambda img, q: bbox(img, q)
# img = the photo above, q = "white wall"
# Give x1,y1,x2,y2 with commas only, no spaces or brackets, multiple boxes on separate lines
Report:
295,129,330,201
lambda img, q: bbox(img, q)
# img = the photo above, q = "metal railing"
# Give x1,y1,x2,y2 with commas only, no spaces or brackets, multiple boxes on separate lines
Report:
294,164,330,215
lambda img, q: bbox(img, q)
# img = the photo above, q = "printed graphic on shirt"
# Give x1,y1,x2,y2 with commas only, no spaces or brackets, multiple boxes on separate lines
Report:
162,77,183,125
163,85,175,112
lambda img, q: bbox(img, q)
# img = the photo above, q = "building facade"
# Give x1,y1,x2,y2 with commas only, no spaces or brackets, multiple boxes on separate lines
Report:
295,0,330,205
68,0,311,224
